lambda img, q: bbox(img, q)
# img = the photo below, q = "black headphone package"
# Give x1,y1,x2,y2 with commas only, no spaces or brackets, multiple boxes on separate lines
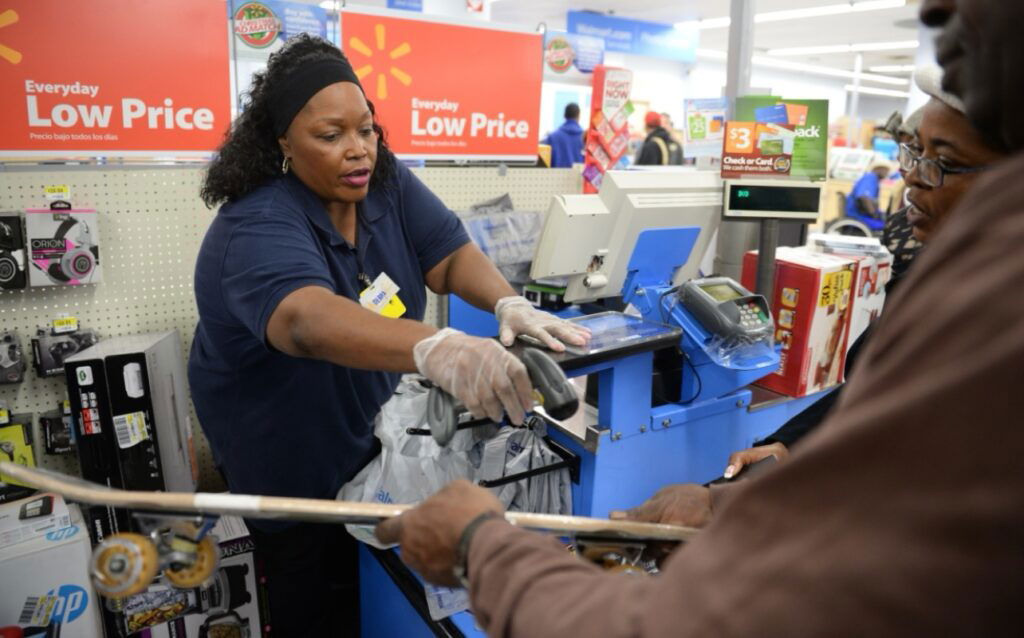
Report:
25,208,102,287
0,330,25,384
40,408,75,455
0,214,27,290
32,328,99,377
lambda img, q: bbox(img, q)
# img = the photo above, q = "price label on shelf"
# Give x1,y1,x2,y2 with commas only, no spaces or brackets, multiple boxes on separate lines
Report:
52,316,79,334
44,185,71,202
0,400,9,425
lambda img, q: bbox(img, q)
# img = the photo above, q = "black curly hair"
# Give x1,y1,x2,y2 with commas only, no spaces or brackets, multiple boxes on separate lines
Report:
201,33,397,208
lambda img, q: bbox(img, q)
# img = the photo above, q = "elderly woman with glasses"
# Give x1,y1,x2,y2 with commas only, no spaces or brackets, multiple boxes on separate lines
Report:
701,65,1010,481
900,68,1006,243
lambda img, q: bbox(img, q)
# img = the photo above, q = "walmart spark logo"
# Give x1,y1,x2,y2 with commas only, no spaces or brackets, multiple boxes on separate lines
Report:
0,9,21,65
348,24,411,100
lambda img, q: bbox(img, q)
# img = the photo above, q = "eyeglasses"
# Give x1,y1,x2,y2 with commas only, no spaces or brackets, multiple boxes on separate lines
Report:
898,143,990,188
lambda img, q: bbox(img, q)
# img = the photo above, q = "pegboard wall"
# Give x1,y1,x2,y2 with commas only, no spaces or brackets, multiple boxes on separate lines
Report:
0,164,581,489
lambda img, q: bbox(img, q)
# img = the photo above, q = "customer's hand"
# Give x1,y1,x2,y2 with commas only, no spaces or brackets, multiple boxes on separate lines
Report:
611,484,712,528
375,480,505,587
414,328,533,425
494,296,590,352
723,442,789,479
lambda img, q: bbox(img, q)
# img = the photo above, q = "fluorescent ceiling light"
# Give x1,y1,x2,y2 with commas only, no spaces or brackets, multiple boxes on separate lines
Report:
683,0,906,31
868,64,916,73
694,17,731,29
755,56,909,86
695,48,910,86
757,0,906,23
767,40,919,56
318,1,335,9
844,84,911,98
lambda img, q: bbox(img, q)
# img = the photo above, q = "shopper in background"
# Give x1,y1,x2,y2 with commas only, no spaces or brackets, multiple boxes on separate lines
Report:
635,111,683,165
543,102,584,168
190,34,587,635
844,162,893,231
373,1,1024,633
722,69,1001,476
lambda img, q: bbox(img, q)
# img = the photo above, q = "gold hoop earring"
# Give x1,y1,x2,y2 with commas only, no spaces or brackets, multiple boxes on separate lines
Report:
281,156,291,174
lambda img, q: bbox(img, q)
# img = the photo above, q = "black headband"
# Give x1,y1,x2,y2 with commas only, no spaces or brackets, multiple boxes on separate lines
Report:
268,58,363,137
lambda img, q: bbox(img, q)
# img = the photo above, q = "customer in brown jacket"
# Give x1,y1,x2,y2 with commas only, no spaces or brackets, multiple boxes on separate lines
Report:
376,1,1024,635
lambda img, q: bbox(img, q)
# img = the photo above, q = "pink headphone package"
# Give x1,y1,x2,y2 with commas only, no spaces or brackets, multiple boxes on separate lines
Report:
25,208,102,287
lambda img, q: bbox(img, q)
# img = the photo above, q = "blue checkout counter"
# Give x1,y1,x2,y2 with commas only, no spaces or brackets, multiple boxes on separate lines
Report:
359,229,830,636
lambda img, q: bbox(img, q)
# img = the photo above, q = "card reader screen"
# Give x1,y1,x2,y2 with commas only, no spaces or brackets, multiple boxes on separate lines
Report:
700,283,742,302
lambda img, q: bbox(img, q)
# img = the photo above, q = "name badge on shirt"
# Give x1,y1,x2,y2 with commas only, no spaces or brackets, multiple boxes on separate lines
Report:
359,272,406,318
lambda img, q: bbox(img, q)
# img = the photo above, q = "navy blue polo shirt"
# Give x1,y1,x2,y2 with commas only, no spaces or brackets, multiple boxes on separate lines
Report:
188,163,470,514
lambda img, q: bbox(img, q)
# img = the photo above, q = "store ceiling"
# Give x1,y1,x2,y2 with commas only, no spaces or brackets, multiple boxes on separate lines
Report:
490,0,924,77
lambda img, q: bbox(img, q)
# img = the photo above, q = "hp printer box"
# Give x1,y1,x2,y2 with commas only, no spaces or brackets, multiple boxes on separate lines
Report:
742,247,856,397
119,516,270,637
0,498,104,637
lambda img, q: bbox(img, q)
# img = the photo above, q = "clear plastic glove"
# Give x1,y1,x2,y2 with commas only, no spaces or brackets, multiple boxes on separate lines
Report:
494,296,591,352
413,328,534,425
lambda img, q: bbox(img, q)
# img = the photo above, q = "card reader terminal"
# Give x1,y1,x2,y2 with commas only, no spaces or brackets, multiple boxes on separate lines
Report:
678,277,773,342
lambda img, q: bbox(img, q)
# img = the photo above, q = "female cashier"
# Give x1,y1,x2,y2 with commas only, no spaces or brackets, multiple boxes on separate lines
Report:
188,34,588,635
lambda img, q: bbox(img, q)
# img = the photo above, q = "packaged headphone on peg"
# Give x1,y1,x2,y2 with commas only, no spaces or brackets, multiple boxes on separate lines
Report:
25,205,102,287
32,327,99,377
0,214,27,290
0,330,26,384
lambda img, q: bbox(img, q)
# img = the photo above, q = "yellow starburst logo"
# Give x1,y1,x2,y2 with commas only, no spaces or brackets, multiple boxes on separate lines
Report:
0,9,22,65
348,23,411,100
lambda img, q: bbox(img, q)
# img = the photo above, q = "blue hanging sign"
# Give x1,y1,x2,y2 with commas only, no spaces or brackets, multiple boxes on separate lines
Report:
566,11,698,63
387,0,424,11
543,31,605,74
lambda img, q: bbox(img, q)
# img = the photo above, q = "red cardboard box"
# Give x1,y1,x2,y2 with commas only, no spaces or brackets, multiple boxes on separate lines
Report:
804,234,893,351
742,248,856,397
841,252,892,353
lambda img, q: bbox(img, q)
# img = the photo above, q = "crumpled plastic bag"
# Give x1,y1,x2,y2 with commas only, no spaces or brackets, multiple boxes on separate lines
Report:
338,375,572,620
458,193,545,285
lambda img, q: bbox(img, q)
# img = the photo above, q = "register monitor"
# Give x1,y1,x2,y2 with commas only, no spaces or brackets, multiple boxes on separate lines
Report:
531,170,723,303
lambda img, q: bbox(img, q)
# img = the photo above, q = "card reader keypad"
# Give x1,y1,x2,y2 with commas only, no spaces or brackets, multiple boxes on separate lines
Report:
740,301,768,329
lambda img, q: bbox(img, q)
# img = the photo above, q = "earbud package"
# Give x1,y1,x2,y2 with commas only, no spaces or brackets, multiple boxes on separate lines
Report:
25,208,102,287
0,214,27,290
0,330,25,384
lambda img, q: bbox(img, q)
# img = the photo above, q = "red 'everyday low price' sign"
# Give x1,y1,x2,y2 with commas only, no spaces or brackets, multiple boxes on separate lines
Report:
0,0,231,156
340,8,542,160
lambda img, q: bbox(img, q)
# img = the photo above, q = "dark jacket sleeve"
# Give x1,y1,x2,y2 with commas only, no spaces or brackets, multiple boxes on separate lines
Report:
635,138,661,165
762,386,842,447
466,154,1024,638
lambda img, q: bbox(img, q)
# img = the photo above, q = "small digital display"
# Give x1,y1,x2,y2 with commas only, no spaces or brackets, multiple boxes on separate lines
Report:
700,283,742,302
728,184,820,213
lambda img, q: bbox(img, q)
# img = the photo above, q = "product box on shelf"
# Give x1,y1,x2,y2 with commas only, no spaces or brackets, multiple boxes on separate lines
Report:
31,328,100,377
25,208,101,287
0,330,27,384
805,233,894,348
41,407,76,455
0,492,71,550
0,414,38,504
64,331,197,546
0,498,104,636
742,247,857,397
0,214,27,290
118,516,270,637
